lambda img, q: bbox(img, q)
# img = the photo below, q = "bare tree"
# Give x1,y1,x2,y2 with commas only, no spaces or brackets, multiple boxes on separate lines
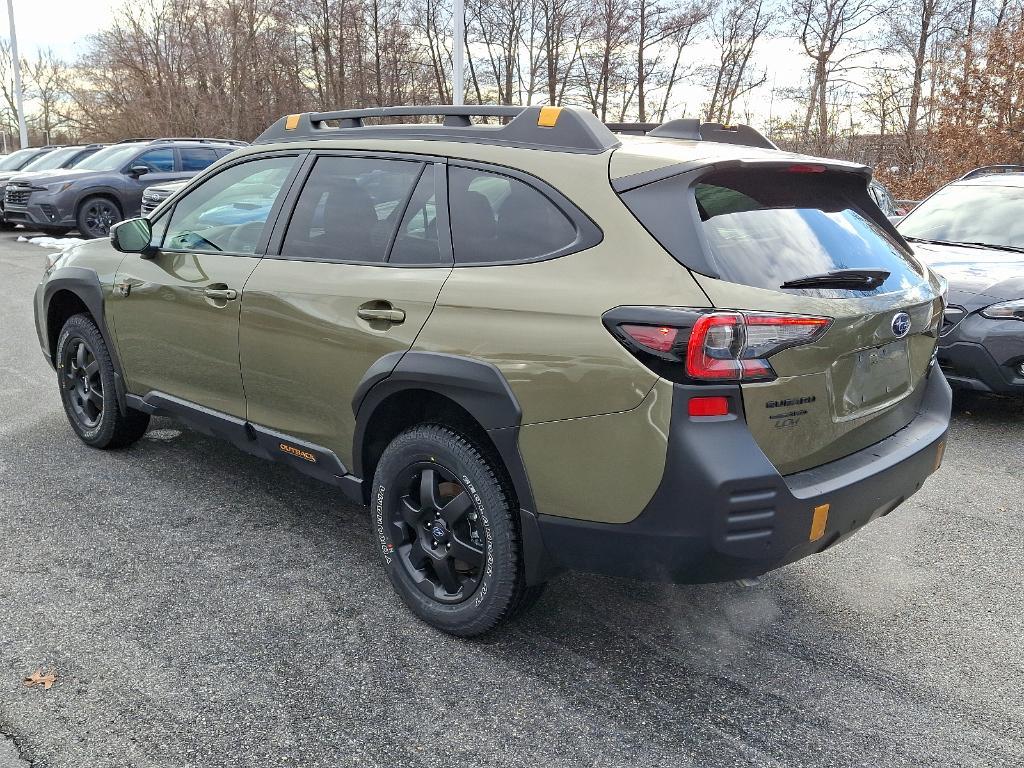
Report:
704,0,772,124
793,0,878,154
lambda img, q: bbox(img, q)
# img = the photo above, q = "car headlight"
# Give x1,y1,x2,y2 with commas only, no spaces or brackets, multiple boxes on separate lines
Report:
980,299,1024,321
936,273,949,309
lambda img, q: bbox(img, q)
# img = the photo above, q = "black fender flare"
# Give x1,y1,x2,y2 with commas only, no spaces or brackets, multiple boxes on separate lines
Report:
42,266,129,414
352,351,557,585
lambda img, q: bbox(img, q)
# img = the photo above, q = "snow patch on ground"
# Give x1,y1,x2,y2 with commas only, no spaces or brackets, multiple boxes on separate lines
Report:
23,235,88,249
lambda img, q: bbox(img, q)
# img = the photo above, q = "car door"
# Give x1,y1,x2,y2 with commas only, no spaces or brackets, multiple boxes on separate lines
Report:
240,153,452,469
109,153,303,418
120,147,190,217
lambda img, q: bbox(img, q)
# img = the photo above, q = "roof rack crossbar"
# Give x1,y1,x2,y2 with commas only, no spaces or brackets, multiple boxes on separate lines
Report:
310,105,525,127
255,105,620,154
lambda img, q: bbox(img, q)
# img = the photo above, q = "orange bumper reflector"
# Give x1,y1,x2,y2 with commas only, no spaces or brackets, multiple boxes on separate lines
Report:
810,503,829,542
285,114,301,130
538,106,562,127
934,440,946,471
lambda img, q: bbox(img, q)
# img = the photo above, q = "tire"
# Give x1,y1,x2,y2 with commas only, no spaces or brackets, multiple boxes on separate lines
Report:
370,424,542,636
76,196,122,239
55,313,150,449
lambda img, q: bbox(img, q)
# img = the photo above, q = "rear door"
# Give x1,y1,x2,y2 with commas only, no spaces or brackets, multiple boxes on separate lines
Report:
621,164,943,474
239,153,452,469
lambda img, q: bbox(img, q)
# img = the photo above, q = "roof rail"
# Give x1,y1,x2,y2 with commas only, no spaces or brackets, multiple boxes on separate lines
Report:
115,137,248,146
958,164,1024,181
255,105,620,154
607,119,777,150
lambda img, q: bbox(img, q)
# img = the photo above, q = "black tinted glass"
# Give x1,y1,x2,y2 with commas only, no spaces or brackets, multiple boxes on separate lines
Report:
389,166,446,265
448,166,576,264
135,148,175,173
282,156,421,262
693,172,923,295
180,147,218,172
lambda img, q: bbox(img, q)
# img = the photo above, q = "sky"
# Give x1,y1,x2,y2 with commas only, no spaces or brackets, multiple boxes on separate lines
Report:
3,0,122,59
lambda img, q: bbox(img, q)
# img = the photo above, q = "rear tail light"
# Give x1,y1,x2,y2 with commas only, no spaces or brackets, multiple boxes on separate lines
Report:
614,310,831,383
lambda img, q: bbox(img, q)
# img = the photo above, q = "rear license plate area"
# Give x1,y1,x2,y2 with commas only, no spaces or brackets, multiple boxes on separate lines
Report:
832,339,912,418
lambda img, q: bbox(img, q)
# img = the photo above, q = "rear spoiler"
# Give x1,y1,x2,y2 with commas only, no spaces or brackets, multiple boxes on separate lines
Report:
612,156,871,194
606,120,778,150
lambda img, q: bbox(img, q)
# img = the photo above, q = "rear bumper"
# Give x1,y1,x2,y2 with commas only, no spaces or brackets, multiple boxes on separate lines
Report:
937,313,1024,394
534,370,951,584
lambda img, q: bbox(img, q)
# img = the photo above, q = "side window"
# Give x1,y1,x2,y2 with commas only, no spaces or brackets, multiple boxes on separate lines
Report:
388,166,446,265
180,147,218,172
133,148,175,173
281,156,421,263
448,166,576,264
163,155,296,254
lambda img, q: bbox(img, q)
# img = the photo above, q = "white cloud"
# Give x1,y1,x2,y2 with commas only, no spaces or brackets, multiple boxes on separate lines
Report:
2,0,122,59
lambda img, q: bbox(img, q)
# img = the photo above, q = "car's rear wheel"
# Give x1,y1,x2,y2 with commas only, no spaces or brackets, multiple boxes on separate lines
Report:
56,313,149,448
371,424,542,636
76,196,122,239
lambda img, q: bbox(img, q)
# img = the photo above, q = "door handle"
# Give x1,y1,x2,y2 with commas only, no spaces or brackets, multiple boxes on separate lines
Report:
204,287,238,301
357,307,406,323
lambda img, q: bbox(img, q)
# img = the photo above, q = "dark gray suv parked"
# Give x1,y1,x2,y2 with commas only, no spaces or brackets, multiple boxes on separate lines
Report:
0,144,106,230
3,138,246,238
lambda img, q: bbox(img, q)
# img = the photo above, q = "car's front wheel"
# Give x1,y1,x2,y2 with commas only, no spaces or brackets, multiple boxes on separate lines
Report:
76,196,122,239
55,313,150,448
371,424,542,636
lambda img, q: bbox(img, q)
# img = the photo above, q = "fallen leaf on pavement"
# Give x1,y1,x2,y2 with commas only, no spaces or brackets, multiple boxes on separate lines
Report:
23,669,57,690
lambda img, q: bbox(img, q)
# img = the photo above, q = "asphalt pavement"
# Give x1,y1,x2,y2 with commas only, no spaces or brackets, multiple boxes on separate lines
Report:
1,233,1022,767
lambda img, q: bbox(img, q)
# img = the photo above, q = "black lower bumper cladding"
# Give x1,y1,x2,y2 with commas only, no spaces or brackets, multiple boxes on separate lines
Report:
534,372,952,584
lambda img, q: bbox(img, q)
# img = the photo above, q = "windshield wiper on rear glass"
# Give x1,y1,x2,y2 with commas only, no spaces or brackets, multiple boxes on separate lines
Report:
780,268,890,291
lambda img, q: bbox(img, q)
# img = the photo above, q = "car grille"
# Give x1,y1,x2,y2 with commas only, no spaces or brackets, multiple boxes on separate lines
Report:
5,186,30,206
141,189,172,215
941,306,967,336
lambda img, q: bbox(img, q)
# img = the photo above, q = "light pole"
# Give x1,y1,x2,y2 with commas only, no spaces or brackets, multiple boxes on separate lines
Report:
6,0,28,148
452,0,464,105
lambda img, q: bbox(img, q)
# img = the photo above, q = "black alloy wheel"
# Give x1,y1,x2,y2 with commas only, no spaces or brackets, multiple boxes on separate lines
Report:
371,424,543,636
78,198,120,238
55,313,150,449
61,336,104,429
389,463,487,604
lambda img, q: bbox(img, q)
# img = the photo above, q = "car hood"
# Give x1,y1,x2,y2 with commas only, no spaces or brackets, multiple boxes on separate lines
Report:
909,241,1024,309
12,168,104,186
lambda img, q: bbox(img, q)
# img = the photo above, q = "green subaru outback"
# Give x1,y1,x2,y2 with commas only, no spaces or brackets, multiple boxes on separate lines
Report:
34,105,951,636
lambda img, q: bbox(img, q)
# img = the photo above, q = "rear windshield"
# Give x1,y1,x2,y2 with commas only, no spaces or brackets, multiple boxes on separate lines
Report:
622,168,925,296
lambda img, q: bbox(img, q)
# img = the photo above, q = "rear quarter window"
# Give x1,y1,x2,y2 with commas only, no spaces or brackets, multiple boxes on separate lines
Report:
621,168,924,296
447,165,597,264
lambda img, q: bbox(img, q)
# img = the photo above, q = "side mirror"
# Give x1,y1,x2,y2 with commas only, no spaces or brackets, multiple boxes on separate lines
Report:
128,165,149,178
110,217,155,257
